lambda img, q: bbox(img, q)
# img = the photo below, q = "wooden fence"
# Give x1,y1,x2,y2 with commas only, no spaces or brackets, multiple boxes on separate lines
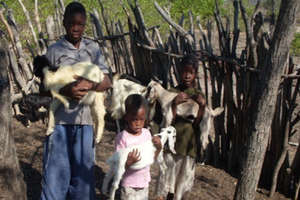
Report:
0,0,299,198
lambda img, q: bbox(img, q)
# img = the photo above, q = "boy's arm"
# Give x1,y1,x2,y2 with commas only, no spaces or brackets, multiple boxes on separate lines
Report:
59,74,112,100
91,75,112,92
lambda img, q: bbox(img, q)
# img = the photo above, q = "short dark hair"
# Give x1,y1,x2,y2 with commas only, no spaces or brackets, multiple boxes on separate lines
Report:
180,54,199,72
64,2,86,20
125,94,148,116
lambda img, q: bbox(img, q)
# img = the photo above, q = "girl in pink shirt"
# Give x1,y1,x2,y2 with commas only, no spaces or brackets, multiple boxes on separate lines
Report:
115,94,162,200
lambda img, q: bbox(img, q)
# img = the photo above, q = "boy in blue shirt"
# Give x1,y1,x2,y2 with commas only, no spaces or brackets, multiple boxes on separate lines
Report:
40,2,111,200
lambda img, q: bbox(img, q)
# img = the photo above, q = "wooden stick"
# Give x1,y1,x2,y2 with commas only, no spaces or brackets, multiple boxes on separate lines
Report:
34,0,42,35
154,1,194,44
0,8,15,47
17,0,40,53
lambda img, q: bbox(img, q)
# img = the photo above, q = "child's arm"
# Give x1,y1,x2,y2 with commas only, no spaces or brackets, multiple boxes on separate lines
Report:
171,92,189,118
59,75,112,100
152,136,162,160
192,94,206,126
59,81,88,100
73,75,112,92
125,149,141,169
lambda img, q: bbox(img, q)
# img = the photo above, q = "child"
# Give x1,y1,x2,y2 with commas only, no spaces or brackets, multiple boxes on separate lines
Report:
40,2,111,200
115,94,162,200
156,54,206,200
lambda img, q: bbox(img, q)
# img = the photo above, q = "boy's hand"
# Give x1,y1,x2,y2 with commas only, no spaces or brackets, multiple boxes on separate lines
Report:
152,136,162,150
126,149,141,168
74,75,95,90
173,92,189,106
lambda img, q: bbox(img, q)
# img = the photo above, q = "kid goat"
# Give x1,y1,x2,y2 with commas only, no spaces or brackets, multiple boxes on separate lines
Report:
146,80,224,151
33,55,106,143
102,126,177,200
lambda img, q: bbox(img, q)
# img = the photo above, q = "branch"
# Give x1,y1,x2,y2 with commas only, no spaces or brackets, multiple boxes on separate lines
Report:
154,1,194,44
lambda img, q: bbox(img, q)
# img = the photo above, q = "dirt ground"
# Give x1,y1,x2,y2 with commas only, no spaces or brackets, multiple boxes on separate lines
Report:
12,118,292,200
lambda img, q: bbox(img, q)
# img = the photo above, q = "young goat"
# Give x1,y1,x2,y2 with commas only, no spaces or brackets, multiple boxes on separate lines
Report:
33,55,106,143
110,74,147,120
102,126,176,200
109,74,151,132
146,80,224,154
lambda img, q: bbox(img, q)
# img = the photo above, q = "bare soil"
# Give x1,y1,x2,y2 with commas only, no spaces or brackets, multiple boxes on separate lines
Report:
12,118,292,200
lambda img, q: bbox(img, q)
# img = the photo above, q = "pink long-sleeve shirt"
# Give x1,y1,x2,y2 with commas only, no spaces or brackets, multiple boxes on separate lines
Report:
115,128,152,188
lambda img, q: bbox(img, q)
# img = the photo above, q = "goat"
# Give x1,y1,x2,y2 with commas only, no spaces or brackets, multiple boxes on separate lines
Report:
102,126,176,200
146,80,224,154
33,55,106,143
18,93,52,126
146,80,200,127
109,74,152,132
110,74,147,120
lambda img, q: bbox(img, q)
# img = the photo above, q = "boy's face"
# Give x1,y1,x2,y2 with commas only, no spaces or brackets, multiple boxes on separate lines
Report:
125,107,146,135
63,13,86,44
181,65,197,88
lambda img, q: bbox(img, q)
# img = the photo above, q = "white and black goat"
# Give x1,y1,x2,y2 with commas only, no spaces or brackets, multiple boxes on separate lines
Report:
18,93,52,126
102,126,176,200
33,55,106,143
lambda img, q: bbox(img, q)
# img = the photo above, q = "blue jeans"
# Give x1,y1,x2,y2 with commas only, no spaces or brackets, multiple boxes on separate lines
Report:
40,125,95,200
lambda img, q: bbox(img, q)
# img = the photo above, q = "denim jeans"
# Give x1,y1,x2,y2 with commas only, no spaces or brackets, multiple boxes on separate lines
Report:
40,125,95,200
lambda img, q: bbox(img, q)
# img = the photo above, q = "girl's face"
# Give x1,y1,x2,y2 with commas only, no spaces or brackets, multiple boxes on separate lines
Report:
125,107,146,135
181,65,197,88
63,13,86,46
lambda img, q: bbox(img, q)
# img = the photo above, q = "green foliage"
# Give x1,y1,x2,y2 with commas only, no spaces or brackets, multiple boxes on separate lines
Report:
170,0,222,20
291,33,300,56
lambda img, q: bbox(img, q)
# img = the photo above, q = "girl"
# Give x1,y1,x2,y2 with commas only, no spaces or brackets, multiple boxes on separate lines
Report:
115,94,162,200
156,54,206,200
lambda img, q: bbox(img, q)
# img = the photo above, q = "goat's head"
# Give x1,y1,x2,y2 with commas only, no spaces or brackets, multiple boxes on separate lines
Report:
33,55,57,79
156,126,176,154
145,80,160,104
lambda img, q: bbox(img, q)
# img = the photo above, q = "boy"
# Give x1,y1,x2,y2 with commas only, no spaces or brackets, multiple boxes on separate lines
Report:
40,2,111,200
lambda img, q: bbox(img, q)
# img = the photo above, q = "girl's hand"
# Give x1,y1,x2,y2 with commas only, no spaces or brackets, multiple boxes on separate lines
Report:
126,149,141,168
173,92,189,106
152,136,162,150
192,94,206,107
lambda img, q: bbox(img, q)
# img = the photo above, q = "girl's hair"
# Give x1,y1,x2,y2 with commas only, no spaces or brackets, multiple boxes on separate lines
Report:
125,94,148,116
180,54,199,72
64,2,86,20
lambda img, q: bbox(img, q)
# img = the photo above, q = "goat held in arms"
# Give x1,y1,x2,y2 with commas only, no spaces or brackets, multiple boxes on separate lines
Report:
33,55,106,143
102,126,176,200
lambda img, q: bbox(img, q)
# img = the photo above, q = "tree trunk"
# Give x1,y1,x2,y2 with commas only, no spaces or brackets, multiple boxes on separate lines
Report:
233,0,300,200
0,36,27,199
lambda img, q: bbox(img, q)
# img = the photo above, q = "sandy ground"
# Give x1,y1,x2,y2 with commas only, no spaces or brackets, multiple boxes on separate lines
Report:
12,118,291,200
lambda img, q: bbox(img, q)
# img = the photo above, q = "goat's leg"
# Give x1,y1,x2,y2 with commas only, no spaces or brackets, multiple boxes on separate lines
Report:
102,165,115,195
50,90,69,108
46,101,59,135
110,166,126,200
91,94,106,143
116,120,121,133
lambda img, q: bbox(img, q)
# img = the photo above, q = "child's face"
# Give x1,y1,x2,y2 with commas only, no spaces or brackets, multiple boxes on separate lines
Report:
63,13,86,44
180,65,197,88
125,107,146,135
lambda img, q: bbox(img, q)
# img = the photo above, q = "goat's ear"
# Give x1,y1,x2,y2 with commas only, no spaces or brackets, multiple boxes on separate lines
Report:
151,75,161,83
167,130,176,154
210,107,224,117
33,55,48,78
112,73,120,82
